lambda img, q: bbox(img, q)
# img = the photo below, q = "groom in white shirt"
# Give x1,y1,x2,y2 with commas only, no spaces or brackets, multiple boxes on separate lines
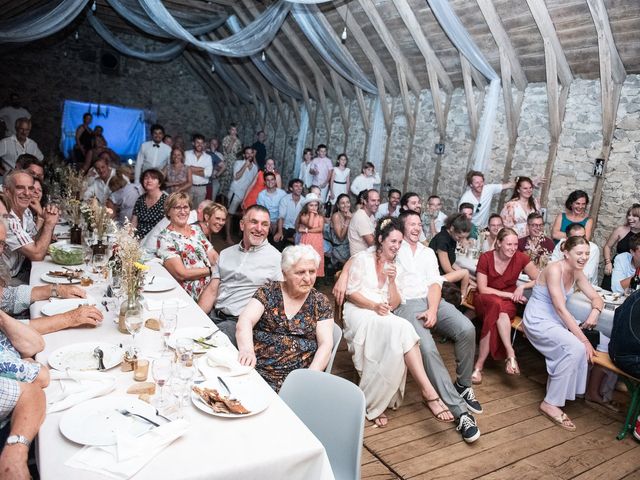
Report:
134,124,171,184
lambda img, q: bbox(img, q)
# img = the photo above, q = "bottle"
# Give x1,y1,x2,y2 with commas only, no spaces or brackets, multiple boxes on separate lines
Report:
630,268,640,292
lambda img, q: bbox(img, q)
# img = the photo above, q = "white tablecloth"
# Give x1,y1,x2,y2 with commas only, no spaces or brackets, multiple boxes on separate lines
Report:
31,259,334,480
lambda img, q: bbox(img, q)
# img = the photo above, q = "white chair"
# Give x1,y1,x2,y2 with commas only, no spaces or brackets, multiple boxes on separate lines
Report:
325,323,343,373
279,369,365,480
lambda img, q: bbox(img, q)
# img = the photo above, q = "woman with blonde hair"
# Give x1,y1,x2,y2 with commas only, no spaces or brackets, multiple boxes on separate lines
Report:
193,202,228,251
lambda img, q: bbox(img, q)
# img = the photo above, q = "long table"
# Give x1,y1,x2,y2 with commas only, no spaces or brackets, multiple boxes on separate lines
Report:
31,258,334,480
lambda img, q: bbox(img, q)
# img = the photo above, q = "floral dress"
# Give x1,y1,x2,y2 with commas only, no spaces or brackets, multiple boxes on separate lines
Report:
0,331,40,382
166,164,188,194
221,135,242,195
157,225,213,301
253,281,333,391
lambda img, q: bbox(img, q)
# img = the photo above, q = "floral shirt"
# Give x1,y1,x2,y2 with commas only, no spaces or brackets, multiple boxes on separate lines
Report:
157,226,213,301
0,331,40,383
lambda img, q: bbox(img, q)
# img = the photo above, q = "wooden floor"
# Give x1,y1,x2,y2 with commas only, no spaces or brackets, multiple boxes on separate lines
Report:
329,326,640,479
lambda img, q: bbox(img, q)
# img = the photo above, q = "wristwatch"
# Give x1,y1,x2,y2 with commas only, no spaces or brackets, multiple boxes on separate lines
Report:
51,284,59,298
6,435,30,447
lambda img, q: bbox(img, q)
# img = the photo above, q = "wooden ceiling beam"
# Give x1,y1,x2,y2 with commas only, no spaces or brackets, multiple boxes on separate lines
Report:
354,87,371,134
334,4,398,97
460,55,480,140
356,0,422,96
390,0,453,93
330,70,350,135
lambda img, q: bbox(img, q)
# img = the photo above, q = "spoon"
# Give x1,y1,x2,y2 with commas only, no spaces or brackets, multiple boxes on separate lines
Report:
101,300,109,312
93,347,106,371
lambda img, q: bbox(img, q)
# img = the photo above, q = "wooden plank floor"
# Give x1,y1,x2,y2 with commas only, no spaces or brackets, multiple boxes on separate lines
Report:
330,330,640,479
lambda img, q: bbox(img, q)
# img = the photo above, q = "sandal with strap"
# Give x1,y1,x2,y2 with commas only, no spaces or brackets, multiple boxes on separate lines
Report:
538,407,576,431
471,368,483,384
505,357,520,375
371,413,388,428
423,397,454,423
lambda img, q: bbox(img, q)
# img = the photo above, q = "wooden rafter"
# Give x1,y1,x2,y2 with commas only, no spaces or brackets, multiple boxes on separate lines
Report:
402,95,422,192
354,87,371,133
460,55,480,140
330,70,350,136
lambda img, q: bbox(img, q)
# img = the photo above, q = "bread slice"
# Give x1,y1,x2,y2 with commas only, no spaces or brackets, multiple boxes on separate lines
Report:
127,382,156,395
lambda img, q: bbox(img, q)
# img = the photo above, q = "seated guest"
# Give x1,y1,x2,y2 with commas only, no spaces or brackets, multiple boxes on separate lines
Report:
328,194,352,272
3,171,58,283
429,213,472,276
0,118,43,176
107,172,144,225
257,171,287,236
400,191,422,214
164,148,192,194
236,245,334,391
244,158,282,211
609,289,640,380
343,218,453,427
296,193,325,279
500,176,540,238
82,135,119,174
518,212,555,268
84,154,117,204
131,169,167,240
157,193,216,301
422,195,447,239
375,188,401,219
611,233,640,294
551,189,593,241
273,178,304,250
29,178,45,231
551,223,600,285
192,202,228,247
14,154,44,182
347,189,380,256
349,161,380,196
523,236,603,431
473,228,538,378
198,206,282,345
602,204,640,290
459,203,479,240
480,214,503,252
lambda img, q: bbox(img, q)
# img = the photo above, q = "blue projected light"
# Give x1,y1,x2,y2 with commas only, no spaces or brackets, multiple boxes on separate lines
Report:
60,100,147,161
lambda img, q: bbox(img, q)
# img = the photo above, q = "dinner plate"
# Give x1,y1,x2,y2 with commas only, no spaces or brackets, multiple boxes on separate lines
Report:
196,355,253,378
142,277,175,292
167,327,228,354
40,272,82,284
48,342,124,371
41,297,96,316
601,293,625,305
190,379,271,418
59,395,159,446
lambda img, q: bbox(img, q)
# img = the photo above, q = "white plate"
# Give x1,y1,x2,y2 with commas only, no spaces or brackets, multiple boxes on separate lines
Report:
59,395,159,446
41,297,96,316
142,277,175,292
196,355,253,378
168,327,228,354
190,379,271,418
601,294,625,305
40,272,82,284
48,342,124,371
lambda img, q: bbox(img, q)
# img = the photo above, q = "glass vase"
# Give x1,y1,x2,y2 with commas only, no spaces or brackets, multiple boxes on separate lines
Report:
118,294,143,334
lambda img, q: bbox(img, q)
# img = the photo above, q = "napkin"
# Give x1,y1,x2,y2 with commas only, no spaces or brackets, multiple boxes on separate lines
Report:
65,419,189,479
47,370,116,413
145,298,189,311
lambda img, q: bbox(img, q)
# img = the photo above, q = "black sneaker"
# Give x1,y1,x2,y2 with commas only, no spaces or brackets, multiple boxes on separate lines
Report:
454,381,483,414
457,413,480,443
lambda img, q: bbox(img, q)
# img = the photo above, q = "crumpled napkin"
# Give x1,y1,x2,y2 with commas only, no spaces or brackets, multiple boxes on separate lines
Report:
46,370,116,413
145,298,189,311
65,419,189,479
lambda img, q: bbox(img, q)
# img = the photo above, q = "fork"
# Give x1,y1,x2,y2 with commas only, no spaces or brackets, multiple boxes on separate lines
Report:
116,409,161,427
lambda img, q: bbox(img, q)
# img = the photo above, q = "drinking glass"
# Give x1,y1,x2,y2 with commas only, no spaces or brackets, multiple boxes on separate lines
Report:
175,338,194,367
159,313,177,351
152,352,174,411
170,362,195,418
92,254,107,283
124,309,144,355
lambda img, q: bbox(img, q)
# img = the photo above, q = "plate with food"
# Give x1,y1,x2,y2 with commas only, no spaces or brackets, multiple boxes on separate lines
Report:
48,242,85,266
142,277,175,293
41,269,83,284
41,296,96,316
191,379,271,418
167,327,229,354
48,342,124,371
601,292,625,305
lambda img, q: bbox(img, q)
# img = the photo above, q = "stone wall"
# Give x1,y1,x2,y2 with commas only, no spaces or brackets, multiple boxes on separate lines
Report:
0,25,217,157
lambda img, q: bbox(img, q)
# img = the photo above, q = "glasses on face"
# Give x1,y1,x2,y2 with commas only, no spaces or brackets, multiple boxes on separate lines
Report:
529,222,544,229
172,205,190,211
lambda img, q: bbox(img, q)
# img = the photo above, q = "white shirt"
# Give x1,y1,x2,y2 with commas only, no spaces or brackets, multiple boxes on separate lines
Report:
396,241,444,300
4,209,37,277
551,239,600,285
84,168,117,204
279,193,304,230
348,208,375,257
458,183,503,228
135,141,171,183
611,253,637,294
0,135,43,171
300,161,314,189
228,160,257,198
184,150,213,186
350,173,380,196
375,202,400,219
0,106,30,137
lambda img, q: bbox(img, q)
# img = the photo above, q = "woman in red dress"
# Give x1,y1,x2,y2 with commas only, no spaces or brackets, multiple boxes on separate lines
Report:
242,158,282,211
472,228,539,383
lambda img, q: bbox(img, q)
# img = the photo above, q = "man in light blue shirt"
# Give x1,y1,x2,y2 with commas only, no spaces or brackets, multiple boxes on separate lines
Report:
611,234,640,293
273,178,304,251
257,171,286,237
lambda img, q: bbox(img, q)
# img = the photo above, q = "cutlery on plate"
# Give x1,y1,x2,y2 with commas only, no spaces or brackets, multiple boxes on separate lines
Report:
93,347,106,371
217,376,231,396
148,276,155,285
101,300,109,312
194,339,217,349
202,329,220,341
154,408,172,423
116,409,161,427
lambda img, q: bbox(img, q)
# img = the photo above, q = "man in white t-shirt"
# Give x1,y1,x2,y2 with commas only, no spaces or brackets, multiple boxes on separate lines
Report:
0,93,30,138
309,144,333,202
423,195,448,237
84,154,117,204
0,118,43,177
134,124,171,184
299,148,314,190
185,133,213,207
348,189,380,256
375,188,401,219
257,171,287,235
458,170,514,229
225,146,258,244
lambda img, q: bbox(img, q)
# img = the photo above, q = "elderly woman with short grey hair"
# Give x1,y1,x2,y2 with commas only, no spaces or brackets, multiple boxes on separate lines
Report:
236,244,334,391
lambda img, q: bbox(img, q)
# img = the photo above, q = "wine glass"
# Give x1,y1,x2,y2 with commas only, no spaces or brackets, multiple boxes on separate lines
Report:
92,253,107,284
170,362,195,418
159,313,177,351
152,353,174,411
124,309,144,355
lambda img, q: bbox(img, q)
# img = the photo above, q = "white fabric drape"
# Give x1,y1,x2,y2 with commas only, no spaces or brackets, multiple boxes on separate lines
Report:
87,13,185,62
0,0,89,44
426,0,500,172
367,98,385,172
293,105,310,179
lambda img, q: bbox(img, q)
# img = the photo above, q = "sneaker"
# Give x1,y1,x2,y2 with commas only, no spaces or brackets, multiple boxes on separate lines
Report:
457,413,481,443
454,381,483,414
634,416,640,442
